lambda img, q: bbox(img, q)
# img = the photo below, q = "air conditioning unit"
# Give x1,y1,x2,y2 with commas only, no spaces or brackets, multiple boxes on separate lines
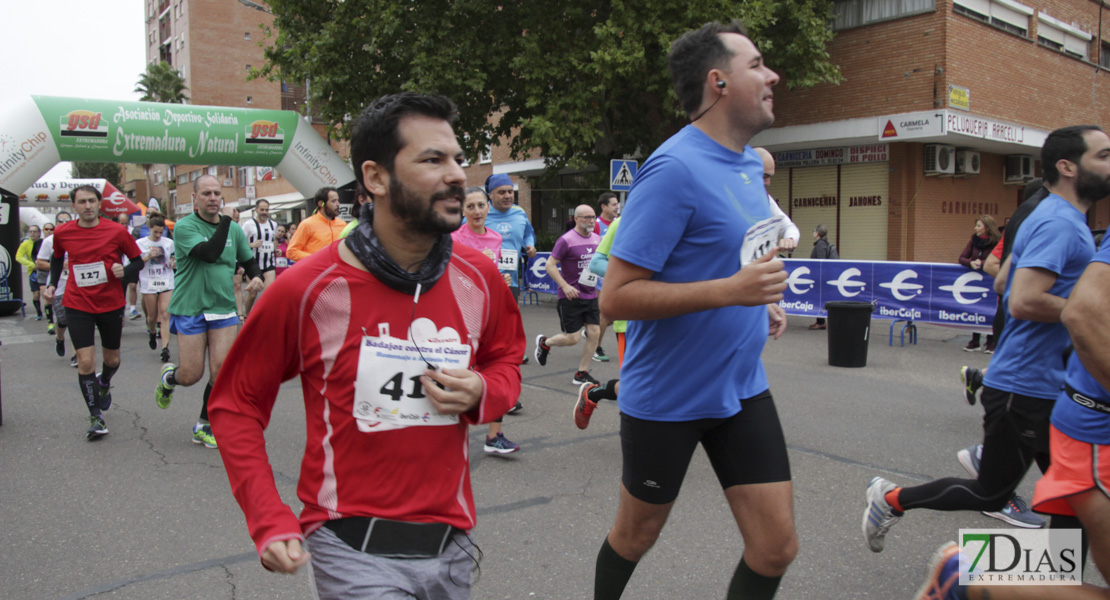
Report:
956,150,980,175
924,144,956,175
1005,155,1035,183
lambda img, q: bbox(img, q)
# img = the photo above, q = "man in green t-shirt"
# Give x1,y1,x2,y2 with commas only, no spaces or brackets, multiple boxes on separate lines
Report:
155,175,263,448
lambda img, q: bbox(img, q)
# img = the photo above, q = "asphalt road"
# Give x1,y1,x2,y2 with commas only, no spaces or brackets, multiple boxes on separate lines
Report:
0,302,1101,599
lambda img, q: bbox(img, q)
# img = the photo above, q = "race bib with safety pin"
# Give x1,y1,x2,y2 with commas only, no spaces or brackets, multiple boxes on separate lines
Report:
73,262,108,287
577,267,598,288
739,215,788,267
276,257,288,268
497,249,518,272
147,263,172,288
352,320,471,432
260,241,274,255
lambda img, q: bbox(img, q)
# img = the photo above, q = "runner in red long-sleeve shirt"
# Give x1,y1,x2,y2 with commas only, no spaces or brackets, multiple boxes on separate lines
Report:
208,92,524,599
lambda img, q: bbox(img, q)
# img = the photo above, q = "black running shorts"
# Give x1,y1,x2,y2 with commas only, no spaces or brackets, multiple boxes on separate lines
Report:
67,307,124,351
620,390,791,504
557,297,600,334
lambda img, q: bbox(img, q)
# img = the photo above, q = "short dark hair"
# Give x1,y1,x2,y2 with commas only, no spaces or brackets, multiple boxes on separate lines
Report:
598,192,618,213
313,187,337,207
1022,178,1044,201
254,199,270,210
193,174,221,193
147,215,166,229
1042,125,1103,185
668,20,749,117
815,224,828,238
465,186,490,201
349,93,458,191
71,184,101,203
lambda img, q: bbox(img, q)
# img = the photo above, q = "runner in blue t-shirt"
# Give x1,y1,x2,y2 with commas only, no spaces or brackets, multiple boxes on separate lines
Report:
483,173,536,375
866,126,1108,569
591,21,795,600
483,174,536,292
917,223,1110,600
1048,236,1110,445
1024,234,1110,590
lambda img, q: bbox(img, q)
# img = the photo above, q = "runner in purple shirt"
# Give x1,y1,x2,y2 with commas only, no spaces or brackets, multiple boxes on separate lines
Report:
534,204,603,385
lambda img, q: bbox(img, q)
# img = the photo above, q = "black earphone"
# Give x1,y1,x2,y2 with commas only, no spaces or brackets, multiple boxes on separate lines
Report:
691,80,727,122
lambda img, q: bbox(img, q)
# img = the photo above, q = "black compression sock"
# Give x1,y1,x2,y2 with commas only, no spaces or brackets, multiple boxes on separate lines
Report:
200,382,213,422
589,379,620,402
45,304,53,323
32,299,42,317
727,558,782,600
78,372,98,415
100,363,119,386
594,537,638,600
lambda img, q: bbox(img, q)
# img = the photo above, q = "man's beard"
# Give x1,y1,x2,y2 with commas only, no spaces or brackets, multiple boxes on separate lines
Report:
323,204,338,219
1075,164,1110,204
389,178,464,235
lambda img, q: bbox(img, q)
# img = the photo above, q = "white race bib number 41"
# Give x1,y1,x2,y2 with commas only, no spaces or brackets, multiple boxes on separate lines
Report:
352,320,472,432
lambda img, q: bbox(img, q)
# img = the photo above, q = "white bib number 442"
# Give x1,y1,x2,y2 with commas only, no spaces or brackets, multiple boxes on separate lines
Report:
352,320,472,432
498,249,518,272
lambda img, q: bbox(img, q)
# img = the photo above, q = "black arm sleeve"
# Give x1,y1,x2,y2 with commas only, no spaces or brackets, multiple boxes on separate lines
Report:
188,215,233,263
241,256,261,281
123,256,146,278
50,255,64,287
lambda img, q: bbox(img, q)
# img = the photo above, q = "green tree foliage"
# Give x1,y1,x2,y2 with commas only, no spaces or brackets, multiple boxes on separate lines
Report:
258,0,840,169
70,161,122,184
134,61,189,104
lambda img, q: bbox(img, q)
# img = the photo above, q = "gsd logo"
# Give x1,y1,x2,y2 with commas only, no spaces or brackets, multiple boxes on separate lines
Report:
60,110,109,138
245,120,284,145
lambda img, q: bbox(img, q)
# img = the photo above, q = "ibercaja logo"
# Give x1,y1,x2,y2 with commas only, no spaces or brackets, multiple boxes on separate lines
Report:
959,529,1082,586
59,110,109,138
245,120,284,145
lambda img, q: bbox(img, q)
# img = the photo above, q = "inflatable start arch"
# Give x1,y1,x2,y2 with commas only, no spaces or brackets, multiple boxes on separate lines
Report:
0,95,357,315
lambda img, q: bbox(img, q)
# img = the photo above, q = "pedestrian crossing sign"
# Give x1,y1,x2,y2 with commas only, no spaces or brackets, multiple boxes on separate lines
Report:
610,160,638,192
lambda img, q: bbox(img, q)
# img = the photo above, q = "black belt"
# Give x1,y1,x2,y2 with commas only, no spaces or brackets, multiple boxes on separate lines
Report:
323,517,461,558
1065,384,1110,416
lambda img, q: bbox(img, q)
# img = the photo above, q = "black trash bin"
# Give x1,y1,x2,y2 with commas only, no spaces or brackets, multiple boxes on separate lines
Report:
825,301,874,368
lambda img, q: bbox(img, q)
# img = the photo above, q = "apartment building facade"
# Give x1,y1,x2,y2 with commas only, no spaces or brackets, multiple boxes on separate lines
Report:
474,0,1108,257
141,0,319,220
752,0,1110,261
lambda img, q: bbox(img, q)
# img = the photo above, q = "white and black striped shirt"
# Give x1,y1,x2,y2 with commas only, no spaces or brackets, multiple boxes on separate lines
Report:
241,218,278,271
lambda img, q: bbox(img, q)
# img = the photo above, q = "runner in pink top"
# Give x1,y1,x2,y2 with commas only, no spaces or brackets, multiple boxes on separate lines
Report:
451,187,520,455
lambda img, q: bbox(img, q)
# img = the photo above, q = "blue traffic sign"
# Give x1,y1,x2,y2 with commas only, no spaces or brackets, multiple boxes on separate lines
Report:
610,159,638,192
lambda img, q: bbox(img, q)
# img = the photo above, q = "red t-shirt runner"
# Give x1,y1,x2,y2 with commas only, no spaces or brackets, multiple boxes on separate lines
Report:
52,218,142,313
